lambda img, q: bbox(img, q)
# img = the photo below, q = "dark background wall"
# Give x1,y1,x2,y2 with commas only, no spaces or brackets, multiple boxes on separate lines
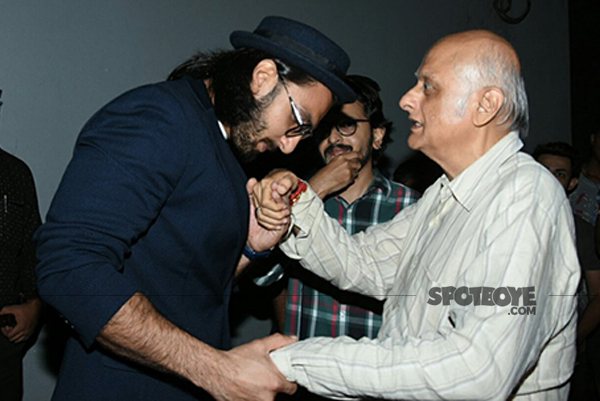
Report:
0,1,571,399
569,0,600,155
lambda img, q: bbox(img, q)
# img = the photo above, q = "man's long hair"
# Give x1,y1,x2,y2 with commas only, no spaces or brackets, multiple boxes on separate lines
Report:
168,48,316,130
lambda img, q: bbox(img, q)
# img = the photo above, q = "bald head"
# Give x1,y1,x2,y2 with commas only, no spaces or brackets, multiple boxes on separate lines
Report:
435,30,518,62
425,30,529,136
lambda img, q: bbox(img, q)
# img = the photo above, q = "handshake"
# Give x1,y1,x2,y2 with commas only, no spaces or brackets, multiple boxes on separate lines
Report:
216,163,362,401
204,170,305,401
206,170,310,401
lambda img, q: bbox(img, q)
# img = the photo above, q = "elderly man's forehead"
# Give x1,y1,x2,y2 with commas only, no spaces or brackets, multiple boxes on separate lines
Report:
441,31,518,65
416,44,459,76
418,36,518,80
440,29,509,46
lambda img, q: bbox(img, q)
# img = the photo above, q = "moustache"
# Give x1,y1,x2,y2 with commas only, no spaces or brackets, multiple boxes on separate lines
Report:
324,144,369,168
324,144,353,156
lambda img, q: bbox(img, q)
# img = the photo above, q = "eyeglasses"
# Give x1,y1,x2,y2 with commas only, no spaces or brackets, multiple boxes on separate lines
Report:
281,82,313,139
333,116,370,136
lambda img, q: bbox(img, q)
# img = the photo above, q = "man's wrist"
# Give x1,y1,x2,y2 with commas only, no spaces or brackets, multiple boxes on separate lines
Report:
308,181,329,200
308,176,327,199
243,244,272,260
270,349,295,382
178,339,225,391
289,180,308,206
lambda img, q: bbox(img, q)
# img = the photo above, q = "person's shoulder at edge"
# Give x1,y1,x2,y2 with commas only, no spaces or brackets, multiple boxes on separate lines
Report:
0,147,35,178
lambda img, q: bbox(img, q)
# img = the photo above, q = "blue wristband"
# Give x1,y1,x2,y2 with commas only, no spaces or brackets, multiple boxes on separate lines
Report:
243,244,272,260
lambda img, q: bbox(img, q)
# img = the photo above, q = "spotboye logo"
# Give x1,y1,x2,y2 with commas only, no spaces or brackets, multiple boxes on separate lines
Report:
427,286,536,315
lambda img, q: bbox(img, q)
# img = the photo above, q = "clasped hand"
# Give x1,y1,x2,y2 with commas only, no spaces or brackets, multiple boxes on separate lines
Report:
248,170,300,232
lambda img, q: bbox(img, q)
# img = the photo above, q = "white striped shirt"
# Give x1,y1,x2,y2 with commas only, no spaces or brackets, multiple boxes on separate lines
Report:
272,132,579,400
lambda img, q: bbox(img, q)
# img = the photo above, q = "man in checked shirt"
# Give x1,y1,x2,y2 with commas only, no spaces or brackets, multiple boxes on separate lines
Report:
251,30,580,400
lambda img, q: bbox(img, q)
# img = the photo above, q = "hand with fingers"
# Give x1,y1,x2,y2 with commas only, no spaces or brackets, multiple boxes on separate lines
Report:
205,333,298,401
309,151,363,199
244,179,291,256
0,298,42,343
249,170,300,231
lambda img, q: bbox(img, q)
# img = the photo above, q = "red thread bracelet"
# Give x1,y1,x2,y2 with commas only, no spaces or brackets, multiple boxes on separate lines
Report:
289,180,307,206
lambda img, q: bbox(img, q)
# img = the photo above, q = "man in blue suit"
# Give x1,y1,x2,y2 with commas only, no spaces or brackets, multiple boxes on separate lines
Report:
34,16,355,401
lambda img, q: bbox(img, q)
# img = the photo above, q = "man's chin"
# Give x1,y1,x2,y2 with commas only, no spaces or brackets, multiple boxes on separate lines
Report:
238,149,261,163
230,142,260,163
407,132,421,151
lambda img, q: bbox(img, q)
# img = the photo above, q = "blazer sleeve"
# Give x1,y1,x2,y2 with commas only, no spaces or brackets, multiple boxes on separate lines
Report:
35,85,191,348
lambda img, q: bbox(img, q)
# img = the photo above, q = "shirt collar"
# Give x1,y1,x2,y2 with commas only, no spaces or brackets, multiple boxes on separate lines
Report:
334,169,392,207
217,120,229,140
444,131,523,212
181,76,228,141
368,169,393,199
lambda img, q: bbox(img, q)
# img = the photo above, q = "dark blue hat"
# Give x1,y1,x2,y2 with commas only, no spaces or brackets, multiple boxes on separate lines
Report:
230,16,356,103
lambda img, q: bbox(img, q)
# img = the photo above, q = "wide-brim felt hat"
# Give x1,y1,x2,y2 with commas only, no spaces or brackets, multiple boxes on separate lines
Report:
230,16,356,103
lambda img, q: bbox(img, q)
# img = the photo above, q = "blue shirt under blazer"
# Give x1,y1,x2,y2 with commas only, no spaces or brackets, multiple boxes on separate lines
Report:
35,76,249,400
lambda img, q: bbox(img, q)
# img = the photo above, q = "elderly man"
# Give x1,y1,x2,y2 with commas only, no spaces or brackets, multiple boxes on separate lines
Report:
253,30,579,400
35,16,355,401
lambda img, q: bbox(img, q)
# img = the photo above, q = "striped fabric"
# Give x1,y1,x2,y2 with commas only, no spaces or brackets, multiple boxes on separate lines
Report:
285,171,419,340
272,132,580,400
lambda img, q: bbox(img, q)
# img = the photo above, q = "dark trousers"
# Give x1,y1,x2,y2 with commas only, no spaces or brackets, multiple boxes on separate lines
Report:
0,334,25,401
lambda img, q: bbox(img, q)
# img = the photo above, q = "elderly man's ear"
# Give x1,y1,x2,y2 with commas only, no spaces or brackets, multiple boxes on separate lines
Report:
472,88,505,127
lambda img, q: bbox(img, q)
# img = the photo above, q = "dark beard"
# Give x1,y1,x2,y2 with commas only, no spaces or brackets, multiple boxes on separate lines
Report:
229,119,267,163
214,81,281,163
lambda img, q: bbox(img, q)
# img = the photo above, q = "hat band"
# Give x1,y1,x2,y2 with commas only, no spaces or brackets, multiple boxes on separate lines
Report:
255,29,343,78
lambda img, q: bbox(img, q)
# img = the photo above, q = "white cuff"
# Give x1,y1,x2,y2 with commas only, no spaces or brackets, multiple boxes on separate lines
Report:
270,348,295,382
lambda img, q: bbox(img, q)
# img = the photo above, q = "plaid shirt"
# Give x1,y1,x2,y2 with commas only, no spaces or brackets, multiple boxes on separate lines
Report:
285,170,419,340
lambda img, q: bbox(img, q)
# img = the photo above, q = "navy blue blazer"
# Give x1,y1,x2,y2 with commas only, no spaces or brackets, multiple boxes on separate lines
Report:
35,76,249,400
